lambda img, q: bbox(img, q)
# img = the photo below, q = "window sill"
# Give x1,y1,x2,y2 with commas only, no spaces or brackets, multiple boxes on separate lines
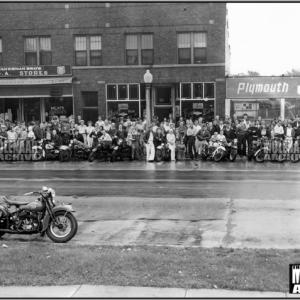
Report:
72,63,225,70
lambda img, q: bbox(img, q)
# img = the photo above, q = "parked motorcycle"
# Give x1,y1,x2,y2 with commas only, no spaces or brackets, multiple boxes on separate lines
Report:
254,137,270,163
0,186,78,243
156,143,171,162
88,140,113,162
42,141,69,161
69,139,92,161
111,138,132,162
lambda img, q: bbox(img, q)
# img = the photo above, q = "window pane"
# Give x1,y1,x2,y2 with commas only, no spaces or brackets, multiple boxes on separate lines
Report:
156,87,171,105
178,33,191,48
142,49,153,64
126,49,138,65
107,85,117,100
118,84,127,100
126,35,138,49
82,91,98,107
129,84,139,100
75,51,87,66
0,53,2,66
181,83,191,99
75,37,87,50
90,36,101,50
40,52,52,65
25,38,37,51
90,50,101,66
194,48,206,64
194,33,206,47
40,37,51,51
204,83,215,98
0,39,2,52
141,34,153,49
193,83,203,99
178,48,191,64
25,52,37,65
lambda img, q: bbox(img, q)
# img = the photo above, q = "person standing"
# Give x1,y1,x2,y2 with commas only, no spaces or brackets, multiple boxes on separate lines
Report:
86,121,95,147
247,121,260,146
128,123,140,160
186,123,198,160
78,120,88,145
196,125,211,157
236,120,246,157
292,115,300,139
143,124,155,162
166,128,176,161
96,116,104,127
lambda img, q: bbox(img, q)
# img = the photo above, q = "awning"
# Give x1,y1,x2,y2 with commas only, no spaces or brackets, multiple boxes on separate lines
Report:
0,77,73,85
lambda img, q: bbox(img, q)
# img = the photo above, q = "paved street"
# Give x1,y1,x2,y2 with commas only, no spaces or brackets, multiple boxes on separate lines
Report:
0,161,300,248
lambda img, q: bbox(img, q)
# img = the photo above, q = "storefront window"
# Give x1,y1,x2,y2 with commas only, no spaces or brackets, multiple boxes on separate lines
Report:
107,101,139,120
181,99,214,122
45,97,73,122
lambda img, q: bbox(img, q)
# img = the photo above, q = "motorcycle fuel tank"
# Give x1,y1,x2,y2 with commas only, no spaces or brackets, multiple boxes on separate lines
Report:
22,201,45,212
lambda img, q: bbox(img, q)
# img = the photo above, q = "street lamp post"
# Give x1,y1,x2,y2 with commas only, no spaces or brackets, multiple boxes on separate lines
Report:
143,70,153,131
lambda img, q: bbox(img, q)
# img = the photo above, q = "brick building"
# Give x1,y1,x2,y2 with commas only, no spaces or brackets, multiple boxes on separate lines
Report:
0,2,230,124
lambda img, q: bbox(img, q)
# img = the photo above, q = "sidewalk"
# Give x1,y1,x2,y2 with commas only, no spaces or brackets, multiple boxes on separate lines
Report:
0,285,293,298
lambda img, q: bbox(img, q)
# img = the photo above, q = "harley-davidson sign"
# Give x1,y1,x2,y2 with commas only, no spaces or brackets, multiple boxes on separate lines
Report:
226,77,300,99
0,65,71,77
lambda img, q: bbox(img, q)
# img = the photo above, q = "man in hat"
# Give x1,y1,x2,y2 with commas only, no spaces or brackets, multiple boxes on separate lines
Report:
143,122,155,162
78,120,88,145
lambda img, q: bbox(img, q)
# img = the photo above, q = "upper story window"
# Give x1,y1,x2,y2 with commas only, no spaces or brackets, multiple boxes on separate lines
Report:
126,34,153,65
24,37,51,65
0,38,2,66
75,36,102,66
178,32,207,64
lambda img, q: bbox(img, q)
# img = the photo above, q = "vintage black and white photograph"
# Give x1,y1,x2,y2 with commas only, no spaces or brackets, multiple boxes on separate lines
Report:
0,1,299,299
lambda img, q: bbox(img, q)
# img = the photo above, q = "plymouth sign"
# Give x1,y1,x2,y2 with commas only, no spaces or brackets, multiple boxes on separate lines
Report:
226,77,300,99
0,65,71,77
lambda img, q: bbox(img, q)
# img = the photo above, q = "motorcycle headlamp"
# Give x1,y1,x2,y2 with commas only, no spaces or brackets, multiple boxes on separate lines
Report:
234,139,237,143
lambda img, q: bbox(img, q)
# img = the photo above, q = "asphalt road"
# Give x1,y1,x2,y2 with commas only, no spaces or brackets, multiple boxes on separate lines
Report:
0,162,299,248
0,168,299,199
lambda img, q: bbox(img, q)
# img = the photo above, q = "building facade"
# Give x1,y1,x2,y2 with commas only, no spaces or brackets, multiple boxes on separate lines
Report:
0,2,229,124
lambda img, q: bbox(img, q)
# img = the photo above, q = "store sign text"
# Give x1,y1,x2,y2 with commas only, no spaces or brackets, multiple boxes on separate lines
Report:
226,77,300,98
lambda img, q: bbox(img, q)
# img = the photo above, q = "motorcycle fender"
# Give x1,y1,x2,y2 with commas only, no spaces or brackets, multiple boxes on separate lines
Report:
254,149,262,157
92,148,97,152
218,146,226,151
0,205,8,217
42,205,75,232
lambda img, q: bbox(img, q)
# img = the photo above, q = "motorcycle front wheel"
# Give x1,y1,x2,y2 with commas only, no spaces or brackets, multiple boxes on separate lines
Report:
255,150,265,163
156,149,162,162
59,150,71,162
88,151,97,162
46,211,78,243
214,149,225,162
229,149,237,162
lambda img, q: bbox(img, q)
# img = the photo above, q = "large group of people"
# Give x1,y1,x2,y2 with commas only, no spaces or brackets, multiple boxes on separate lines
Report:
0,112,299,161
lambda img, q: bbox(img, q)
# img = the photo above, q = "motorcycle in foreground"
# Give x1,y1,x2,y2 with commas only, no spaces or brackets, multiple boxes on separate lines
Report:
0,187,78,243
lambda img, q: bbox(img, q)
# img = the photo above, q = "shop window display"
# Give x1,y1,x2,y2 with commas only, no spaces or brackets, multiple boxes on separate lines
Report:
107,101,139,120
181,100,214,122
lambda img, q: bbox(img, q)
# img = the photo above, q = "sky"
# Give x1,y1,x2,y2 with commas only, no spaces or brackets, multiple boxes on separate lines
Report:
227,3,300,76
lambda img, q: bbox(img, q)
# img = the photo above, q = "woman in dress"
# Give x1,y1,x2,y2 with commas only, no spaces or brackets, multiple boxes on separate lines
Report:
86,121,95,147
166,128,176,161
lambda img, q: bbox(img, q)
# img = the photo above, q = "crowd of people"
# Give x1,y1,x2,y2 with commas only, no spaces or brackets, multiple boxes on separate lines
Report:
0,112,299,161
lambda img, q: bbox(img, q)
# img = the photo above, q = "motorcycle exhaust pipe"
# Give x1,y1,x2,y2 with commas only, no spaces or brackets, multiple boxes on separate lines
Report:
0,229,39,235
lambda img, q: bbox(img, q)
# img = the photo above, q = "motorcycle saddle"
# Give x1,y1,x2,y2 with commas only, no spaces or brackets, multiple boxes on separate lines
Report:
3,196,29,206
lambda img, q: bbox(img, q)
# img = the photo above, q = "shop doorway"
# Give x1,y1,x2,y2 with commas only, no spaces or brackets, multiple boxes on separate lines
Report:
24,98,41,124
154,86,172,122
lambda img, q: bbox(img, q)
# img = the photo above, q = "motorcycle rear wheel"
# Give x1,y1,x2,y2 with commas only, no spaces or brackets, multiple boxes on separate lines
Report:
156,149,162,162
255,150,265,163
46,211,78,243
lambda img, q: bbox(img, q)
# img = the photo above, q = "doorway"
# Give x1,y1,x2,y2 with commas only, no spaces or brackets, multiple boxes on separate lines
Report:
24,98,41,124
154,86,172,122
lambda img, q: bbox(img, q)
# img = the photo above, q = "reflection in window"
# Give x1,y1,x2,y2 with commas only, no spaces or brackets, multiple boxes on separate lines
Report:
204,83,215,98
193,83,203,98
118,85,127,100
181,83,191,99
107,85,117,100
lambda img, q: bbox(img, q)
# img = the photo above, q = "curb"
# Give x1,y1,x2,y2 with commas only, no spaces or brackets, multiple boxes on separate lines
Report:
0,285,289,298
